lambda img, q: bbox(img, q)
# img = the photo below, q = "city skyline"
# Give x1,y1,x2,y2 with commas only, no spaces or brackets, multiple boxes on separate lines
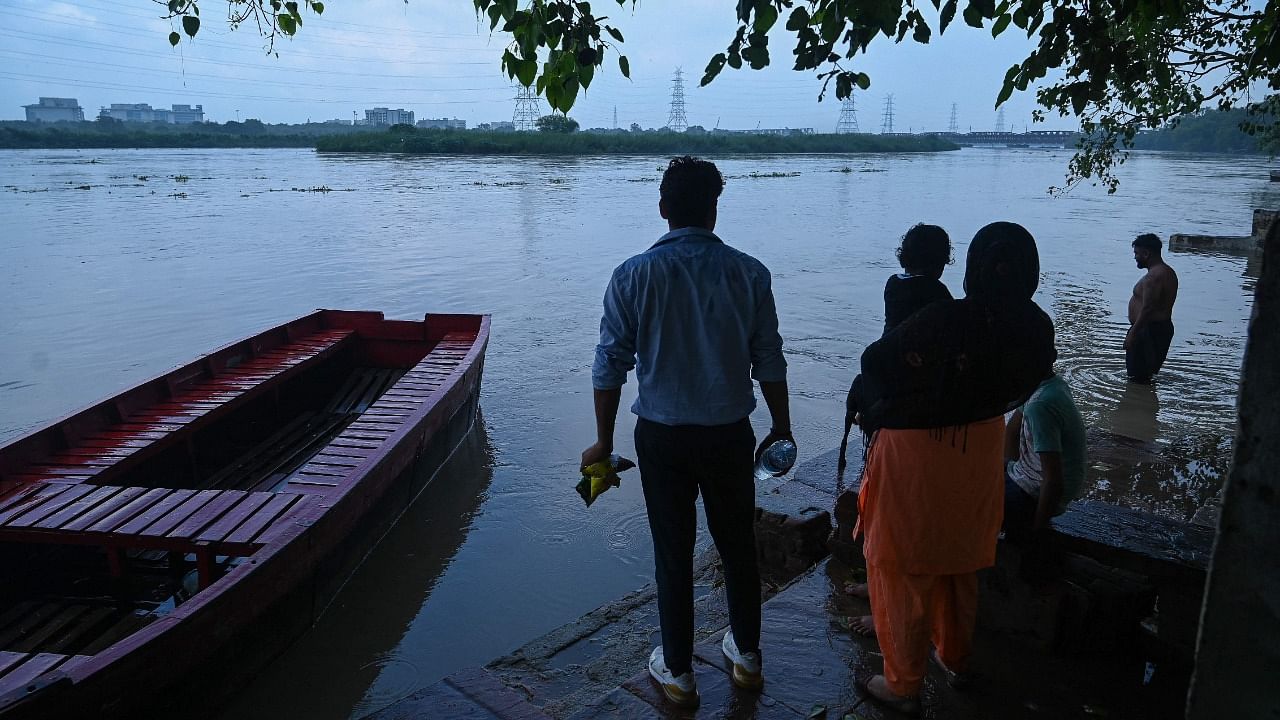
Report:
0,0,1070,133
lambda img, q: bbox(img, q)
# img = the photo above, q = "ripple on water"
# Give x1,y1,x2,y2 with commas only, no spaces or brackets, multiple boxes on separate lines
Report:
352,655,424,714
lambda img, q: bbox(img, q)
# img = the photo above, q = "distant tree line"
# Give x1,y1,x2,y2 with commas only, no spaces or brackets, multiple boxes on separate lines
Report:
315,126,958,154
1134,106,1280,155
0,118,363,149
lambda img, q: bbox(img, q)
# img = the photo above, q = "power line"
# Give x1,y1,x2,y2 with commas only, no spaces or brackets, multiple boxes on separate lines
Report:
665,68,687,132
0,70,505,105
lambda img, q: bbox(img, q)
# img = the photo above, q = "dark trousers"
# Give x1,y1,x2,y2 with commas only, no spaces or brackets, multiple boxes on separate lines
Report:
1126,320,1175,383
1002,471,1038,540
635,416,761,676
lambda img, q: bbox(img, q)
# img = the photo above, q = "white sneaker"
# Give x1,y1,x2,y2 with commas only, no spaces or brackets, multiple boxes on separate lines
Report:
721,631,764,690
648,646,699,708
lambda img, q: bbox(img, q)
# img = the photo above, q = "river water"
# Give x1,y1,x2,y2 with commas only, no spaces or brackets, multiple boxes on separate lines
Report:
1,148,1274,718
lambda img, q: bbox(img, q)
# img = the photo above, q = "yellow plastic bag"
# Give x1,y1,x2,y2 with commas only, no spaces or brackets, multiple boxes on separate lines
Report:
576,454,636,507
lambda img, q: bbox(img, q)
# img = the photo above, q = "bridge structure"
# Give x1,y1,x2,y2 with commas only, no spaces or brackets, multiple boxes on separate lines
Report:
928,129,1079,147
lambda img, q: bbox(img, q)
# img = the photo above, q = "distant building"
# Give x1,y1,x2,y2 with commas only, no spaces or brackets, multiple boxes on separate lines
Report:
97,103,205,124
23,97,84,122
416,117,466,130
364,107,415,126
476,121,515,132
322,118,353,125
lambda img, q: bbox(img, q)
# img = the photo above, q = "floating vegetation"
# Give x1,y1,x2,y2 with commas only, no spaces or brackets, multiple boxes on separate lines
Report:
726,171,801,179
173,175,190,182
73,185,92,190
625,177,657,183
492,181,527,187
833,166,854,173
135,175,149,181
548,178,567,184
169,191,188,198
290,185,353,193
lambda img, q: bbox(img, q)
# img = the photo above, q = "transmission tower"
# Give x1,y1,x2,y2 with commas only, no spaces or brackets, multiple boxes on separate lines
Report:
995,107,1007,133
948,103,959,134
835,95,860,134
612,105,618,130
666,68,688,132
513,85,542,132
880,94,895,134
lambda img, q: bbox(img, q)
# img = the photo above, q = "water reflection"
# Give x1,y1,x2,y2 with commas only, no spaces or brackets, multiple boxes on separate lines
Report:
1111,381,1161,443
217,415,495,720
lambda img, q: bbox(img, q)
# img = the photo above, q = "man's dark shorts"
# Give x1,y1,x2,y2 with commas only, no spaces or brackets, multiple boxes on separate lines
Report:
1126,319,1174,384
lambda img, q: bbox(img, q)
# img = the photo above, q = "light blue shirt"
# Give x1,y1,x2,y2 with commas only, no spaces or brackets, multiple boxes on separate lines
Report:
592,227,787,426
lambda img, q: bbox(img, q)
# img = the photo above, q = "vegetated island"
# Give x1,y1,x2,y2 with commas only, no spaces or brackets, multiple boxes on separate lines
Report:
315,126,959,154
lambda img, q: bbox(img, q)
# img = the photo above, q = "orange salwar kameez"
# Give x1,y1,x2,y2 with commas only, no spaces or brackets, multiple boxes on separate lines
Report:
856,417,1005,697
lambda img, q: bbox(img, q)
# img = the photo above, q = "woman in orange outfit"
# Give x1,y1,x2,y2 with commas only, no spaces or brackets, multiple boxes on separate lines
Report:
848,221,1056,715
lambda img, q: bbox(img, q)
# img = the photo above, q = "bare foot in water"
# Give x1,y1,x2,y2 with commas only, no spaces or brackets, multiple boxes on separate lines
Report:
843,581,870,599
850,615,876,638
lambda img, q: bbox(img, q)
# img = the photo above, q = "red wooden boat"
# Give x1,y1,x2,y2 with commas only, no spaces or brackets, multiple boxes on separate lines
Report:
0,309,489,719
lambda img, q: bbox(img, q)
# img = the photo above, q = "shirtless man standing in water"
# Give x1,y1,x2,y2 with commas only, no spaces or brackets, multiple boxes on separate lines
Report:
1125,233,1179,383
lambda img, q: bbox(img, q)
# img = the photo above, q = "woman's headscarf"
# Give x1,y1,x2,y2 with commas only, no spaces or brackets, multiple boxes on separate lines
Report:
963,221,1041,303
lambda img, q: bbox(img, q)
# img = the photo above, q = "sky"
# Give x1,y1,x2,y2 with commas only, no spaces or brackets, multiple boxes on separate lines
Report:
0,0,1077,132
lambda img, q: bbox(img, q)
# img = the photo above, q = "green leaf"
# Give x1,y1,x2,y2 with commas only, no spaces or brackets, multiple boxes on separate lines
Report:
278,13,296,34
786,7,810,31
168,30,180,46
753,4,778,34
963,2,984,28
606,26,623,42
854,72,870,90
515,58,537,86
311,1,324,14
182,14,200,37
992,14,1011,37
727,51,742,69
579,60,595,89
618,54,630,78
836,73,851,99
940,0,957,32
701,53,727,85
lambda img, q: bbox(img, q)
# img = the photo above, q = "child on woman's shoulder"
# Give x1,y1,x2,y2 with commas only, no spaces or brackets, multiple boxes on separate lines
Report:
883,223,954,333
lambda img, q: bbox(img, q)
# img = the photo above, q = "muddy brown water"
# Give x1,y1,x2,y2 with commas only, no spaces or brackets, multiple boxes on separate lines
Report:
1,148,1274,718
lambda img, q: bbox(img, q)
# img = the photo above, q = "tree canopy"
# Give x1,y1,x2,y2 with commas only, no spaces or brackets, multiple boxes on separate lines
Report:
536,114,581,133
164,0,1280,190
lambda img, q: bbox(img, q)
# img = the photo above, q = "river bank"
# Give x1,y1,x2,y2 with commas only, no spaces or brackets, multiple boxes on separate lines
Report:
369,443,1211,719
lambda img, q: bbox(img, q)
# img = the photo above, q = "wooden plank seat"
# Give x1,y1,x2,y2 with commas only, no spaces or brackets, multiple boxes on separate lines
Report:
278,334,475,496
0,483,313,589
0,651,91,704
11,329,355,487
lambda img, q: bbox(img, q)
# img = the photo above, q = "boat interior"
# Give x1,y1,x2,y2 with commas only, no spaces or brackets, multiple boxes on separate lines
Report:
0,313,476,682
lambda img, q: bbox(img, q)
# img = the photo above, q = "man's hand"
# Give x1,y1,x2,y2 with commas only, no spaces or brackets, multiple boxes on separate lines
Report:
1124,326,1134,350
581,441,612,471
755,428,796,463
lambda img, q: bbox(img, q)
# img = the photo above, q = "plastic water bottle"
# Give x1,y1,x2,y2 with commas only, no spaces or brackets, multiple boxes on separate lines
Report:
754,439,797,481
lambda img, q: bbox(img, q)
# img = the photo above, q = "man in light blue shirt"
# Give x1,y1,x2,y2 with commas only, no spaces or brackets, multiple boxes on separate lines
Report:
582,157,792,709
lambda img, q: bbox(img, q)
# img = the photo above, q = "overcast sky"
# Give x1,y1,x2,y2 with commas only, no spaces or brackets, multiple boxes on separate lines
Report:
0,0,1076,132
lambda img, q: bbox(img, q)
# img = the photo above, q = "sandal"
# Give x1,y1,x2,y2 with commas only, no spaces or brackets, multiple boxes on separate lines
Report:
852,665,921,717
